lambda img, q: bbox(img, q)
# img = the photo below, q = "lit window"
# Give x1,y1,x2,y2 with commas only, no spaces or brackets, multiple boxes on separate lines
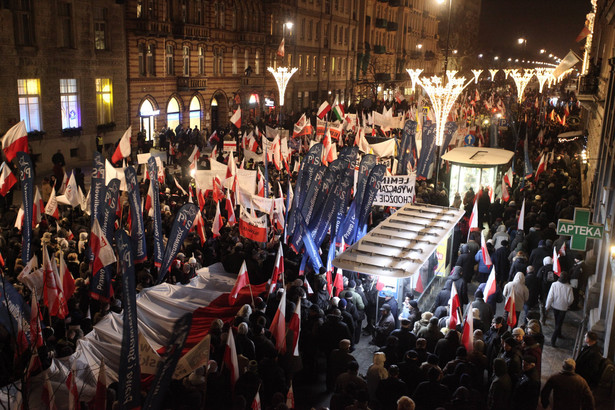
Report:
183,46,190,76
255,50,260,75
189,97,201,129
167,97,180,131
60,79,80,129
198,46,205,75
17,78,41,132
95,78,113,124
94,7,108,50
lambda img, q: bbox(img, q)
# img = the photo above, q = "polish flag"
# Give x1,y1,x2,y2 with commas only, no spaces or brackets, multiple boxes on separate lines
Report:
269,242,284,293
1,120,28,162
226,152,237,180
269,289,287,354
90,218,117,274
0,162,17,196
484,268,497,302
518,198,526,231
317,101,331,119
288,299,301,356
144,180,153,216
90,359,107,410
225,197,236,226
251,391,261,410
15,205,24,231
480,232,492,267
461,305,474,353
286,381,295,409
188,145,200,170
230,108,242,128
468,198,479,233
501,178,510,202
276,37,285,57
212,175,224,203
173,175,187,195
449,282,461,329
33,187,44,227
505,294,516,327
212,201,223,238
223,327,240,386
30,291,43,348
229,261,250,302
42,245,68,319
65,172,82,208
535,153,547,181
111,126,132,163
193,210,206,245
257,169,265,197
553,246,561,277
45,187,60,219
333,268,344,297
558,242,567,257
59,252,76,300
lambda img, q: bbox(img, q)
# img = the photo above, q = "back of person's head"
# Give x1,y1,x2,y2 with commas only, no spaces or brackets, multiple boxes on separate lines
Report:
389,364,400,377
427,366,441,382
397,396,415,410
416,338,427,349
346,360,359,373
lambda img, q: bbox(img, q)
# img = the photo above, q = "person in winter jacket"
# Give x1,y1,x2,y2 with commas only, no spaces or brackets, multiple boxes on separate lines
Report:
508,251,528,282
471,289,494,327
503,272,529,328
487,358,512,410
523,266,540,323
475,241,494,283
537,255,556,323
366,352,389,401
529,240,550,271
493,240,511,287
492,224,510,249
448,266,469,306
540,358,595,410
511,354,541,410
545,272,574,347
455,244,475,284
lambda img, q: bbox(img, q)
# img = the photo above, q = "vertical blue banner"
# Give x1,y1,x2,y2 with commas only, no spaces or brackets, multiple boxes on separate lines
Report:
16,152,33,263
156,203,199,284
124,167,147,263
147,157,163,268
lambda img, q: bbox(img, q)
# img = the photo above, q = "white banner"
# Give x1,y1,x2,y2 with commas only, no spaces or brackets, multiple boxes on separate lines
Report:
373,173,416,206
370,138,396,158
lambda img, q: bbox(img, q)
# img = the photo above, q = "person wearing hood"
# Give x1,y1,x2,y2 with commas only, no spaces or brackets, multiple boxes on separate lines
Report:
529,240,551,271
492,224,510,249
449,266,469,307
366,352,389,402
472,289,494,328
455,244,475,284
417,317,444,352
537,255,556,323
508,250,528,282
541,358,595,410
523,266,540,324
546,272,574,347
431,279,452,312
493,239,511,287
317,309,353,358
503,272,529,328
487,358,512,410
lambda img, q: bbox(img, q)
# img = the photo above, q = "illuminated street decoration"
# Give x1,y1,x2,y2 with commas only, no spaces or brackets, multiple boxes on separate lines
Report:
504,68,515,79
488,69,499,81
446,70,458,83
418,74,468,146
406,68,424,91
535,68,555,93
510,69,535,102
471,69,483,84
267,66,298,107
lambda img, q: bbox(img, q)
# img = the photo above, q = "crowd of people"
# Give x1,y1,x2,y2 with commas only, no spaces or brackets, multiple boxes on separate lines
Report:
0,77,607,410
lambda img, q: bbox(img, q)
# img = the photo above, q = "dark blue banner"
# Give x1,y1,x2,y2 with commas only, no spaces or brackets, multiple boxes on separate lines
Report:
91,178,120,302
524,131,533,178
17,152,33,263
398,121,417,175
297,213,323,274
156,203,199,284
287,143,323,239
124,167,147,264
0,276,31,351
355,154,377,221
440,122,459,157
416,122,436,180
289,166,326,253
356,164,387,241
142,313,192,410
90,152,106,262
148,157,164,268
115,229,141,410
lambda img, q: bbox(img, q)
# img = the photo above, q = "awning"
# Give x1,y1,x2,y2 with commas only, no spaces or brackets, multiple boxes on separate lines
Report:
333,203,465,278
441,147,514,167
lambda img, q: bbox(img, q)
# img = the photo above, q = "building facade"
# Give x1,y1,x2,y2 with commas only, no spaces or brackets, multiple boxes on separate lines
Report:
0,0,128,174
577,0,615,359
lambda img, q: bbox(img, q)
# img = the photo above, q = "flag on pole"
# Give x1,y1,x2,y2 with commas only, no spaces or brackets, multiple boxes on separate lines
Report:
269,242,284,293
269,289,287,354
288,300,301,356
251,391,261,410
501,178,510,202
553,246,561,277
449,282,461,329
111,126,132,163
230,108,242,129
286,381,295,409
1,121,28,162
42,245,68,319
518,198,526,231
90,218,117,274
229,261,250,303
45,187,60,219
535,153,547,181
461,305,474,353
0,162,17,196
223,327,240,387
225,197,236,226
317,101,331,119
59,252,76,300
504,167,513,186
212,201,223,238
484,268,497,302
277,38,285,57
480,232,492,267
505,295,516,327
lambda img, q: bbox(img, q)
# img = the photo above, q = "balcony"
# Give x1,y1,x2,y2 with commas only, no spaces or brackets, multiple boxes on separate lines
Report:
424,50,435,60
240,76,264,87
387,21,398,31
177,77,207,91
173,23,209,40
136,19,172,37
375,18,388,29
239,32,266,44
375,73,391,82
390,0,401,6
578,74,599,96
374,45,386,54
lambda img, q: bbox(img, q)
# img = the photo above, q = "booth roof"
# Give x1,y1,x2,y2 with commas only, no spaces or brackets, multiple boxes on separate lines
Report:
441,147,514,167
333,203,465,278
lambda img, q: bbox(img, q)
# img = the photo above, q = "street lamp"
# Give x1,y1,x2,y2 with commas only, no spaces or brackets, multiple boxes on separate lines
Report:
436,0,453,80
268,66,298,123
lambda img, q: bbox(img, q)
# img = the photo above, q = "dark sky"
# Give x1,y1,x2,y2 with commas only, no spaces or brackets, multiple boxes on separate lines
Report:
479,0,591,61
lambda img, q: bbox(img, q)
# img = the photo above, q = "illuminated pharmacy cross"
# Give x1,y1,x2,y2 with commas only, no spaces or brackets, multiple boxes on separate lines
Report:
556,208,604,251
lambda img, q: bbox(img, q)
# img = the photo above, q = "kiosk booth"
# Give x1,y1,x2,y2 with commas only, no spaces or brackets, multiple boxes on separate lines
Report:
332,202,465,310
441,147,514,206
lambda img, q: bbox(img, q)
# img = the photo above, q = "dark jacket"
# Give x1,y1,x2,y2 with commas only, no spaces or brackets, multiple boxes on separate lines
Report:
512,366,541,410
575,343,603,388
471,297,493,326
540,370,595,410
488,358,512,410
455,248,475,283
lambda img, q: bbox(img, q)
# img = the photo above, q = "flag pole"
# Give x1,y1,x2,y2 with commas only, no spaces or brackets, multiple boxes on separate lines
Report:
248,283,255,307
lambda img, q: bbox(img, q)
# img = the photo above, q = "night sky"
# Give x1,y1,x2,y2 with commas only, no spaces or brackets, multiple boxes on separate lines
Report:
478,0,591,61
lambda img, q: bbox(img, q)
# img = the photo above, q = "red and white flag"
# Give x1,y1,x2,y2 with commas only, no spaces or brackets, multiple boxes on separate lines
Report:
518,198,526,231
468,198,479,239
230,108,242,128
277,38,285,57
251,391,261,410
535,153,547,181
288,299,301,356
90,218,117,274
144,180,153,216
0,162,16,196
225,197,236,226
484,267,497,302
111,126,132,163
558,242,567,257
59,252,76,300
480,232,492,267
286,381,295,409
224,327,240,386
65,171,82,208
42,245,68,319
317,101,331,119
173,175,187,195
30,291,43,348
45,187,60,219
553,246,561,277
501,178,510,202
33,187,44,227
269,289,287,354
90,359,107,410
229,261,250,302
505,294,516,328
461,305,474,353
1,121,28,162
270,242,284,293
448,282,461,329
212,201,223,238
188,145,200,171
226,152,237,180
193,211,206,245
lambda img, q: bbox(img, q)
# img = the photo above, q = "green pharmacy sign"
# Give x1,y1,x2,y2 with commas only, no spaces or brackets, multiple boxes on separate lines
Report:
556,208,604,251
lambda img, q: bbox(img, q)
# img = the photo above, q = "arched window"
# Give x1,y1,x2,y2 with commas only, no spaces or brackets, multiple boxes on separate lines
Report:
189,96,201,129
167,97,180,131
139,99,157,141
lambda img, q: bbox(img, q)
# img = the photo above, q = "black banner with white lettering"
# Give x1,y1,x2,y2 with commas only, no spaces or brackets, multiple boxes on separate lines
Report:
124,167,147,263
17,152,33,262
148,157,164,268
156,203,199,284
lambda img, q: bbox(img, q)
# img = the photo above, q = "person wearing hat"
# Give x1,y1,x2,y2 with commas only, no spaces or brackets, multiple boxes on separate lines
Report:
541,358,595,410
416,317,444,353
327,339,355,392
511,354,541,410
371,303,395,347
391,318,417,359
498,336,523,385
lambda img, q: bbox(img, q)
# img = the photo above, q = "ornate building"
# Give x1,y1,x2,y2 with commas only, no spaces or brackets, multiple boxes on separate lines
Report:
0,0,128,173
